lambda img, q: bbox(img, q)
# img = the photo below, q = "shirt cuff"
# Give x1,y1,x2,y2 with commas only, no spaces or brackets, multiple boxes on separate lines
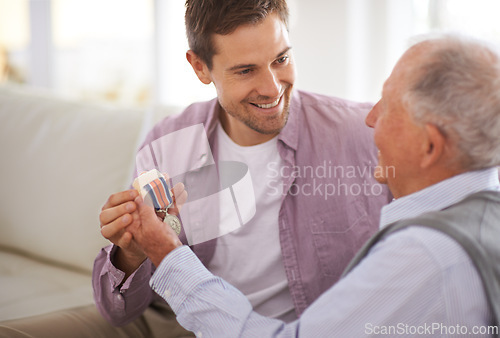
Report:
104,244,152,292
101,245,126,290
149,245,213,312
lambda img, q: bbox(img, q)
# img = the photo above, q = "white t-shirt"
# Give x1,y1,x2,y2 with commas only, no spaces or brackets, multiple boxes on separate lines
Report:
208,123,296,322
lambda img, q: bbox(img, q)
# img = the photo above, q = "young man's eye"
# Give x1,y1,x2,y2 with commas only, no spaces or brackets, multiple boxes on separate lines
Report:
277,55,289,64
238,69,252,75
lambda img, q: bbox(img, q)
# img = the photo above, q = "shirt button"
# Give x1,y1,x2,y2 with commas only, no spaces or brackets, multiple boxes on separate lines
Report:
117,294,123,301
163,289,171,298
197,331,202,337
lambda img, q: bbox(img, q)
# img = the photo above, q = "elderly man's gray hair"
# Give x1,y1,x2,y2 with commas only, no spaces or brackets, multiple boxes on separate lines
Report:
403,34,500,170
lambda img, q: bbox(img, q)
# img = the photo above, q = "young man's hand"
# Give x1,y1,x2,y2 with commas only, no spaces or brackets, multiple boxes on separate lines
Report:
99,190,147,275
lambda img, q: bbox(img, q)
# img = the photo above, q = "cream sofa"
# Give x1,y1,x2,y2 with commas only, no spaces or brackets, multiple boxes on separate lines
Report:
0,84,182,322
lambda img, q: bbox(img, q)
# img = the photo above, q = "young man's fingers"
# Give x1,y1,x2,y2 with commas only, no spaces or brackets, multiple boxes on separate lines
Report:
169,182,188,214
100,213,133,240
101,190,138,211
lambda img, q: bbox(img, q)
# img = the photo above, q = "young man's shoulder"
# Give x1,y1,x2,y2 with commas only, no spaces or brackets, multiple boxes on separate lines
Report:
295,89,373,112
146,98,218,140
293,89,374,129
163,98,218,126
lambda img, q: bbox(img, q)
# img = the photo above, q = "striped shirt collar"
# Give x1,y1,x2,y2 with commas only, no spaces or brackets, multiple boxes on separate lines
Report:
380,167,500,228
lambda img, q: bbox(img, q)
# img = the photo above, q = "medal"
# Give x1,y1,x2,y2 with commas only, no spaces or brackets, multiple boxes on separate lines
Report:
134,169,182,236
164,214,181,235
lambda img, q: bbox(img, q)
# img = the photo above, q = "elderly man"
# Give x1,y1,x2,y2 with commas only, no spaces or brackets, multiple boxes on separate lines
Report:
128,34,500,337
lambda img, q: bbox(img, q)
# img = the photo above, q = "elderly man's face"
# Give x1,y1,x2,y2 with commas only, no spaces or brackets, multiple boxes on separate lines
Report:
365,47,428,198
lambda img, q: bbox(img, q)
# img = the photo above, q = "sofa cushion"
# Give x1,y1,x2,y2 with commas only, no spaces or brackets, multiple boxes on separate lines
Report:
0,85,145,273
0,251,94,321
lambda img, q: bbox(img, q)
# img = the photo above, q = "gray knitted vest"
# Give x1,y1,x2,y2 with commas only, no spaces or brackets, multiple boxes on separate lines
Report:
342,190,500,332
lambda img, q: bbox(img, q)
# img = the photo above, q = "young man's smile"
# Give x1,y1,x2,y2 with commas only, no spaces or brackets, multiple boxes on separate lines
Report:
193,13,296,146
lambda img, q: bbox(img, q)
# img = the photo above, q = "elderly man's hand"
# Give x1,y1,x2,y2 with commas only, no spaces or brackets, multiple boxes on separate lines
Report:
130,195,183,267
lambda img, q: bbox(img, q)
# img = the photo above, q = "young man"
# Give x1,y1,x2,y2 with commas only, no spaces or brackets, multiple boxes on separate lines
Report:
93,0,389,336
130,34,500,337
0,1,387,337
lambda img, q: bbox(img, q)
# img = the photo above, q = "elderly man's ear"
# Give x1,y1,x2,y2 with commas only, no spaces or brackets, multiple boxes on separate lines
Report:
420,123,447,169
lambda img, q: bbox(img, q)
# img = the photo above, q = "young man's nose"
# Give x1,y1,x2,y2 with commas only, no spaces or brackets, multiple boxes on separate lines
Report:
257,69,281,98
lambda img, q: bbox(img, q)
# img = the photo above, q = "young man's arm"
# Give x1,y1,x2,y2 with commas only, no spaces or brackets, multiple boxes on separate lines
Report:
92,190,153,326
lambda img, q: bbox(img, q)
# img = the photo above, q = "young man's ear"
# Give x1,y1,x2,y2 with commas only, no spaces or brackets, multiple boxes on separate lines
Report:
186,50,212,85
420,123,446,169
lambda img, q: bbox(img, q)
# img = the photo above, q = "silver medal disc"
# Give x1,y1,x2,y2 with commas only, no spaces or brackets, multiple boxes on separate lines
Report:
164,214,181,235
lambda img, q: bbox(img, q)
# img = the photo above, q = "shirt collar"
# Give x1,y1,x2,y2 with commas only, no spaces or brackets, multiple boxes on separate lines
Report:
205,98,221,140
380,167,500,228
277,89,301,152
206,90,301,154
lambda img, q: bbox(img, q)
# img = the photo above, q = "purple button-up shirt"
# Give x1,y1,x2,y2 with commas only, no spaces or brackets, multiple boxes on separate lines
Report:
92,90,392,326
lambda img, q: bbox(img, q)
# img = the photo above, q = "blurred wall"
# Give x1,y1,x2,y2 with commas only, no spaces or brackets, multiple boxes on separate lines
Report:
290,0,414,103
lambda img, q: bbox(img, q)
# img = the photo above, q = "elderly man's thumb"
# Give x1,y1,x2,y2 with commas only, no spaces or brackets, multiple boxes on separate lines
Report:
134,195,158,225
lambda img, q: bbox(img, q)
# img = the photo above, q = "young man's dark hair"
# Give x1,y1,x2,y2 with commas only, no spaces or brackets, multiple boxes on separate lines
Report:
185,0,289,69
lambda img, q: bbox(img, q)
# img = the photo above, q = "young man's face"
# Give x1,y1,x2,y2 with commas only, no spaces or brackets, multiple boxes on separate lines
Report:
207,13,296,146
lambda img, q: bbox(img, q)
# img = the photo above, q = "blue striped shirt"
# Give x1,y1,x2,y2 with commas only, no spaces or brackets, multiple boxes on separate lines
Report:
150,168,500,337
